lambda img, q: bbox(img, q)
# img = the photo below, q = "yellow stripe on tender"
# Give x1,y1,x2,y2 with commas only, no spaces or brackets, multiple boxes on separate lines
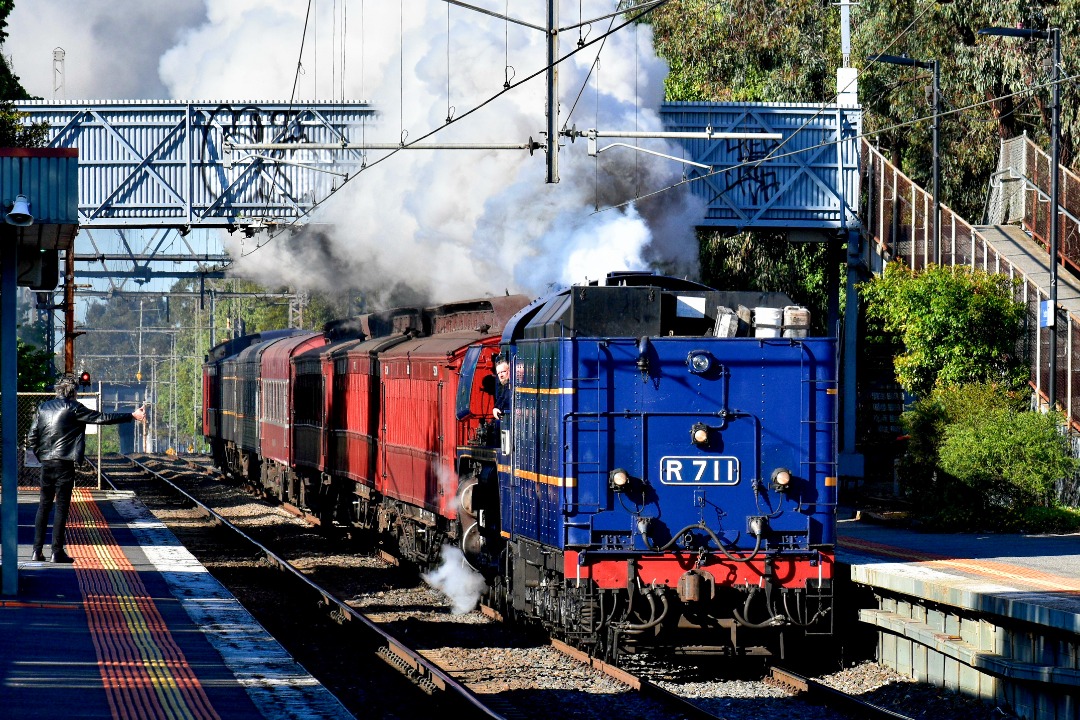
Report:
515,387,575,396
498,464,576,487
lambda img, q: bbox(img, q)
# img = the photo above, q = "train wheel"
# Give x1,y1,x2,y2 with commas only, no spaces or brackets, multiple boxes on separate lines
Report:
315,479,342,532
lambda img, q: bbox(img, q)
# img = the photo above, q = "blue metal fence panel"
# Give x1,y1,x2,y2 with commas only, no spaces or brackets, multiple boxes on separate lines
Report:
660,102,862,232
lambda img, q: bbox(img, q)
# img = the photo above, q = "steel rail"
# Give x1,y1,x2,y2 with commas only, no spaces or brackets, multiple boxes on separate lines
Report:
106,455,508,720
770,666,917,720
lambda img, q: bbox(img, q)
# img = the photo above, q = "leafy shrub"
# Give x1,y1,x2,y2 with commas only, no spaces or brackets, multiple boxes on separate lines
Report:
939,407,1078,507
859,264,1027,396
898,384,1078,530
1015,506,1080,534
918,501,1080,534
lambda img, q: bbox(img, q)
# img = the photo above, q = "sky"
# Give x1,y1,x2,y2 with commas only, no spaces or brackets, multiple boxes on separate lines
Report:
6,1,704,307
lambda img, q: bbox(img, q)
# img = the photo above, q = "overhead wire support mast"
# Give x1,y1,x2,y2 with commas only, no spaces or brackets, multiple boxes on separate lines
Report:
441,0,667,183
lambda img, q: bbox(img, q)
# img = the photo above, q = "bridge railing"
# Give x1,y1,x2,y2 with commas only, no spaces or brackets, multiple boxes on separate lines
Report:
986,134,1080,275
860,139,1079,435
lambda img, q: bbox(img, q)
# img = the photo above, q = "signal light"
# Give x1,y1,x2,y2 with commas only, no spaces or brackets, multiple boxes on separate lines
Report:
691,422,710,447
79,371,91,388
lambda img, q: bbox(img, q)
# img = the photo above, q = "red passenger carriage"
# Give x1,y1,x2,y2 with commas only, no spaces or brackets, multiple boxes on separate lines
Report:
259,332,325,503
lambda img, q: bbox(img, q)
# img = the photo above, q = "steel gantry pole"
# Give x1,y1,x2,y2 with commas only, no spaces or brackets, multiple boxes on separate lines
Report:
1049,27,1061,410
931,59,941,265
546,0,559,183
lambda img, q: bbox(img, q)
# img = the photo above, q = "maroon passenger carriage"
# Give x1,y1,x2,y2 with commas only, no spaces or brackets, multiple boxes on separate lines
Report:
291,307,424,524
370,297,527,563
258,331,326,505
202,328,313,480
205,295,531,540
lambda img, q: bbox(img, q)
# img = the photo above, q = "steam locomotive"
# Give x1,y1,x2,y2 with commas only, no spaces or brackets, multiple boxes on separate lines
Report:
203,271,837,660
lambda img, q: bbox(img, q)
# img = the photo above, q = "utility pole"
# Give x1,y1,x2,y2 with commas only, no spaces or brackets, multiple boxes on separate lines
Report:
546,0,559,183
137,299,144,383
63,250,80,373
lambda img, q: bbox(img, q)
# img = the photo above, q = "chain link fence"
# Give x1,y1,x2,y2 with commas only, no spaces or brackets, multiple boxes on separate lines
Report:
986,133,1080,269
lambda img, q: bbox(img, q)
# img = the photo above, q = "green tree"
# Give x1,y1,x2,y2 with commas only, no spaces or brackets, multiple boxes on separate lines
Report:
650,0,841,103
939,404,1077,508
859,263,1027,396
855,0,1080,221
17,338,52,390
0,100,48,145
0,0,35,101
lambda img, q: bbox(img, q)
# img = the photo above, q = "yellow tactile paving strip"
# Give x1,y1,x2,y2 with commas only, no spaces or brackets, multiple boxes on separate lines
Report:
839,535,1080,594
66,488,222,720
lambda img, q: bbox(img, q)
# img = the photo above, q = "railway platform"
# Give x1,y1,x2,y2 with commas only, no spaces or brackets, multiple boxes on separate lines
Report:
836,511,1080,719
0,488,355,720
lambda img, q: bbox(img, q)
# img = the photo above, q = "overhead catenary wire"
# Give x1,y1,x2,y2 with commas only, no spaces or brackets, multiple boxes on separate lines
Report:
235,0,680,258
290,0,315,106
238,0,1069,260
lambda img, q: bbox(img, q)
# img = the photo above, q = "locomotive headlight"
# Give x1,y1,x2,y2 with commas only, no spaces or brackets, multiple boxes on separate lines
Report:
686,350,713,375
609,468,630,492
771,467,793,492
691,422,710,447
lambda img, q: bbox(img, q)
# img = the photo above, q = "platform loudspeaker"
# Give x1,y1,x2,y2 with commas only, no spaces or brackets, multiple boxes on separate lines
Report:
6,194,33,226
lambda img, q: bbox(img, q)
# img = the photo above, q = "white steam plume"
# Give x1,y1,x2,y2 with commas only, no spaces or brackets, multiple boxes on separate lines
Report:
8,2,706,306
422,545,488,615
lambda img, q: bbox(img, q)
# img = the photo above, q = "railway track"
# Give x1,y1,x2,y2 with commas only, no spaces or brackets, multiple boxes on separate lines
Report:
97,453,928,720
95,455,705,719
94,454,474,719
767,667,918,720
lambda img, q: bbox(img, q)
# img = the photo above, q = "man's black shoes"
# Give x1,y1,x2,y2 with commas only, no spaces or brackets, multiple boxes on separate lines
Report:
50,549,75,564
30,548,45,562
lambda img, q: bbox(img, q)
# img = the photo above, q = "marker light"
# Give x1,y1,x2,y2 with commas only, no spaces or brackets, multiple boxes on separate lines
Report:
609,468,630,492
771,467,792,492
686,350,713,374
691,422,710,447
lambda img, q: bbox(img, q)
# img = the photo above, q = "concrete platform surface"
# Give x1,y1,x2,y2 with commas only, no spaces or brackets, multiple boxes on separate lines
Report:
837,515,1080,632
0,489,355,720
